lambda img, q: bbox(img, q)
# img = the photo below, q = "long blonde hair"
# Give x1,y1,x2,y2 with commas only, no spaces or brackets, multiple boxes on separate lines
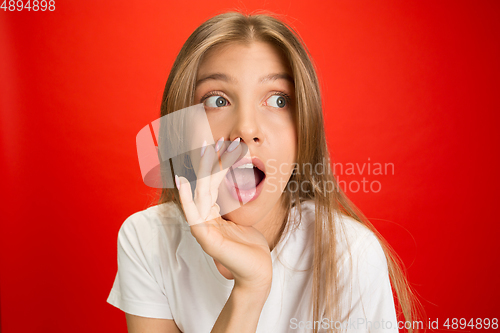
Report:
157,11,422,332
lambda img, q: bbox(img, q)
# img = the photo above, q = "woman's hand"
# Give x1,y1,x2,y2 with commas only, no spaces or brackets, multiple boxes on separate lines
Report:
175,138,273,291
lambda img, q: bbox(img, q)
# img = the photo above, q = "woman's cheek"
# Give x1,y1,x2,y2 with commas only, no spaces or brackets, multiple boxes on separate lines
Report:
266,178,278,194
264,161,293,196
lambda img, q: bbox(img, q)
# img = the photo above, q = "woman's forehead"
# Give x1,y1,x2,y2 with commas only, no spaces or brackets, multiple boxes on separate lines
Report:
197,41,293,81
196,72,293,87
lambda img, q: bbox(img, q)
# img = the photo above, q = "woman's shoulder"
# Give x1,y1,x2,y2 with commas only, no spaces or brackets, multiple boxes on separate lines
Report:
116,202,186,250
335,214,388,271
336,214,378,245
120,201,183,228
295,200,386,265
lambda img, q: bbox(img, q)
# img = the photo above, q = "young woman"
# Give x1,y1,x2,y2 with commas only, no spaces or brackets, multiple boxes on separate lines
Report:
107,12,420,333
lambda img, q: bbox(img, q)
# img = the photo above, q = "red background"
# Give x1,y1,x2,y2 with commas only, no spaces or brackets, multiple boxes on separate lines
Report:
1,0,499,332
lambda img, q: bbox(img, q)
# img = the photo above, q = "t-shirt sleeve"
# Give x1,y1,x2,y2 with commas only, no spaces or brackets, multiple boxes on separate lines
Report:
338,220,399,332
107,212,173,319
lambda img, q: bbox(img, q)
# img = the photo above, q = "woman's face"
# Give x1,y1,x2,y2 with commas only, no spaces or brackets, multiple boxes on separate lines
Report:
194,41,297,226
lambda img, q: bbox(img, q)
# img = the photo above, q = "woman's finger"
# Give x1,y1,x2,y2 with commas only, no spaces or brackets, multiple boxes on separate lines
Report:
176,175,204,226
205,203,221,221
193,141,216,218
210,138,242,197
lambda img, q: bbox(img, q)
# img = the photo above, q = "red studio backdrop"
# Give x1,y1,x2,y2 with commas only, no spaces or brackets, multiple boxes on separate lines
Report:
1,1,499,332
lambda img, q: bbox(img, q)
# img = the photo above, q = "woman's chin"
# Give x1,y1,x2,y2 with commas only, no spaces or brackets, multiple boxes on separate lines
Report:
221,209,259,226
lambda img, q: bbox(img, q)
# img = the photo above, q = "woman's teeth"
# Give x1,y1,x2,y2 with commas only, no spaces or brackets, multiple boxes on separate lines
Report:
237,163,254,169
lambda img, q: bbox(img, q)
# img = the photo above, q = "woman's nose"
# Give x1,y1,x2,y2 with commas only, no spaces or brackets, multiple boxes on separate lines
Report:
229,104,263,145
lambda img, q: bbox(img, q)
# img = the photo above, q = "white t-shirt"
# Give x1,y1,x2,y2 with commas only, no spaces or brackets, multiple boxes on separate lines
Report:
107,200,399,332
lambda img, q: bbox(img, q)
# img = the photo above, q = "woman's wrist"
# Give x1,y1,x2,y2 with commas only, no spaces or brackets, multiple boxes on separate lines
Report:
233,279,272,303
210,280,271,333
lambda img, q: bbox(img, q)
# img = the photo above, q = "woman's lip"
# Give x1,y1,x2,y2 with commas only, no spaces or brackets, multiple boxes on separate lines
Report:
229,156,266,174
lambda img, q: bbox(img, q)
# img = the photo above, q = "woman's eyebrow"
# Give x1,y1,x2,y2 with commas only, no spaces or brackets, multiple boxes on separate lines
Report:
259,73,293,84
196,73,236,86
196,72,293,86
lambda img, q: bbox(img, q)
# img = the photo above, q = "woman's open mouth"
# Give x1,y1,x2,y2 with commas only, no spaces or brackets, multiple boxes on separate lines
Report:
224,157,266,204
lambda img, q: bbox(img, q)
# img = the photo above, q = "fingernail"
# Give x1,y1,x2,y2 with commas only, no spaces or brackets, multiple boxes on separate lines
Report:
175,175,180,189
200,140,207,157
227,137,241,152
215,137,224,152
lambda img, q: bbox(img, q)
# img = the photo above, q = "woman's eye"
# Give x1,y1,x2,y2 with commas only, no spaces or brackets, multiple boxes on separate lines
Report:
204,95,229,108
266,95,287,108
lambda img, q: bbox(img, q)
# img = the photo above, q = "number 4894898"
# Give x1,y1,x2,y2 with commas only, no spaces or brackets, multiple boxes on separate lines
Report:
443,318,498,330
1,0,56,11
